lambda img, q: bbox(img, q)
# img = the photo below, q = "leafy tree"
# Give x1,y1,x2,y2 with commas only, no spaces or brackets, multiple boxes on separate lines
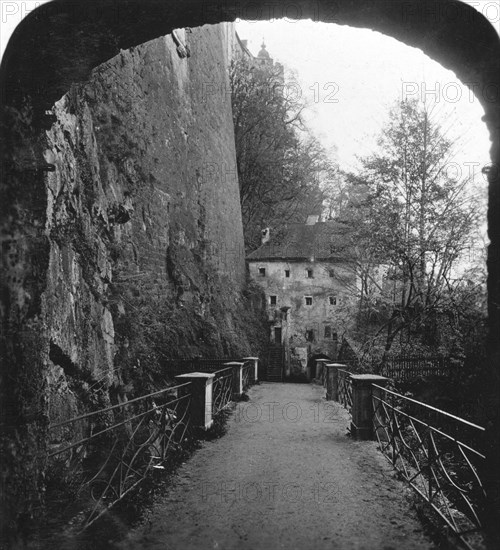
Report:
330,99,484,361
230,56,326,250
322,164,351,221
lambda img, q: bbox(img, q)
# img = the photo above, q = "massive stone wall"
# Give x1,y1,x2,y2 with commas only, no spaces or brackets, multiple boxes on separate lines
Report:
0,23,268,539
43,22,248,414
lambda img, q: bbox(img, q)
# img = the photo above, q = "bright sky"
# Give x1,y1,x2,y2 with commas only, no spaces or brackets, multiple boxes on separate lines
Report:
235,18,494,178
1,0,497,180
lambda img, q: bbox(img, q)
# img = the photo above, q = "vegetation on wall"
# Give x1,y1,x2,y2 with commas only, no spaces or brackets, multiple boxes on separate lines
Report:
109,241,268,396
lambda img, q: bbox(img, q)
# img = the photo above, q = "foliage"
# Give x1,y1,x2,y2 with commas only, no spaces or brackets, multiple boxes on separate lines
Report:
230,56,328,250
326,98,485,360
108,242,268,395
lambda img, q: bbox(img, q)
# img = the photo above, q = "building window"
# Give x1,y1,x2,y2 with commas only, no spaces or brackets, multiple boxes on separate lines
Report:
305,296,313,306
328,269,334,277
306,329,315,342
285,269,290,278
329,296,337,306
307,269,313,278
324,325,332,338
270,295,277,305
259,267,266,277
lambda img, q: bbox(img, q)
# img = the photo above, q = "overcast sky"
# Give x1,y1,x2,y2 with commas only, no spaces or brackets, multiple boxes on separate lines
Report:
1,0,496,181
235,18,493,179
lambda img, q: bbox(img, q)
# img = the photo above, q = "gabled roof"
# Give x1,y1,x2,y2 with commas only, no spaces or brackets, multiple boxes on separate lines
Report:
246,221,354,262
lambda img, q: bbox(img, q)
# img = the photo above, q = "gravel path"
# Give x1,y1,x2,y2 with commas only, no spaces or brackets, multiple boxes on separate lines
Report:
121,383,435,550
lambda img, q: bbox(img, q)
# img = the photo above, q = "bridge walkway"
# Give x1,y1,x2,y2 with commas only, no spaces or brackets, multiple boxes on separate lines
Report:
121,383,434,550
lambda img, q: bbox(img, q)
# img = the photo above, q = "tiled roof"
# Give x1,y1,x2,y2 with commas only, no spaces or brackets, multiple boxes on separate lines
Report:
246,221,354,261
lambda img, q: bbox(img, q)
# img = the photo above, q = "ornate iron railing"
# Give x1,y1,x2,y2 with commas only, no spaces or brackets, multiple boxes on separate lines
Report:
338,369,353,413
320,364,327,388
372,384,486,549
44,382,192,531
242,361,252,391
380,355,453,381
163,357,244,377
212,367,234,415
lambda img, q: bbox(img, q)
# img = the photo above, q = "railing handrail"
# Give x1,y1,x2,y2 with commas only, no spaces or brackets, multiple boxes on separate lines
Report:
213,366,234,377
47,392,191,459
383,354,449,359
42,355,258,534
372,384,485,432
372,393,485,460
166,357,252,376
379,355,454,381
49,381,192,430
338,368,352,376
371,382,486,546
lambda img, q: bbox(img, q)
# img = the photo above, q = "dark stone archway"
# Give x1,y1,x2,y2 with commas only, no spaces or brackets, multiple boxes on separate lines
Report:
2,1,499,116
1,0,499,542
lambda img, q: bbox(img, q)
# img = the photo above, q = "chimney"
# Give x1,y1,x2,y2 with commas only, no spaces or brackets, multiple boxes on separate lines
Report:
306,215,319,226
261,228,270,244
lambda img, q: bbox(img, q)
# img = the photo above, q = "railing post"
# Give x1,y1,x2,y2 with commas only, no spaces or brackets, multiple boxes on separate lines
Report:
225,361,244,399
314,358,330,383
325,363,347,401
242,357,259,383
350,375,390,440
175,373,214,430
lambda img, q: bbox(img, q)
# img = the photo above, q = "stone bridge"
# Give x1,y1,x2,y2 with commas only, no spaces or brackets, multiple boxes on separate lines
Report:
37,360,488,549
121,381,433,550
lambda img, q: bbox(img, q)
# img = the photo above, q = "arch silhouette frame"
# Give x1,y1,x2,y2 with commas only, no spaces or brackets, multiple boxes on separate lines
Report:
0,0,499,538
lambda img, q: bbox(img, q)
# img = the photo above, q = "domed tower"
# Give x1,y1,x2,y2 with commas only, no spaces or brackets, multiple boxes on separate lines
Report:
257,40,272,67
255,40,284,84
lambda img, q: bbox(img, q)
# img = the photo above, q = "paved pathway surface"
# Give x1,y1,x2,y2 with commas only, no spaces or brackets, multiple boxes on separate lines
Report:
121,383,435,550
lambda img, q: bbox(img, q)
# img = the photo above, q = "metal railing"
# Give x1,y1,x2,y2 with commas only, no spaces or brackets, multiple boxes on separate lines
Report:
41,357,259,535
164,357,244,377
242,361,252,391
320,365,327,388
372,384,486,549
380,355,453,381
44,382,192,530
212,367,234,415
338,369,353,413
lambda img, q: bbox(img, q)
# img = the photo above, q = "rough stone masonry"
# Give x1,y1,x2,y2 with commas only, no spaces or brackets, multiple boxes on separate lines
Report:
0,22,265,538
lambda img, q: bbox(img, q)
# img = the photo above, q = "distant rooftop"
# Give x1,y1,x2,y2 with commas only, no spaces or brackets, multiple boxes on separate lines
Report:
246,220,354,262
235,31,253,58
306,215,319,225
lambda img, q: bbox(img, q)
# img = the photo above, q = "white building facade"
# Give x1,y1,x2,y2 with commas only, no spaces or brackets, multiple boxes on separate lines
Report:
247,217,359,379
